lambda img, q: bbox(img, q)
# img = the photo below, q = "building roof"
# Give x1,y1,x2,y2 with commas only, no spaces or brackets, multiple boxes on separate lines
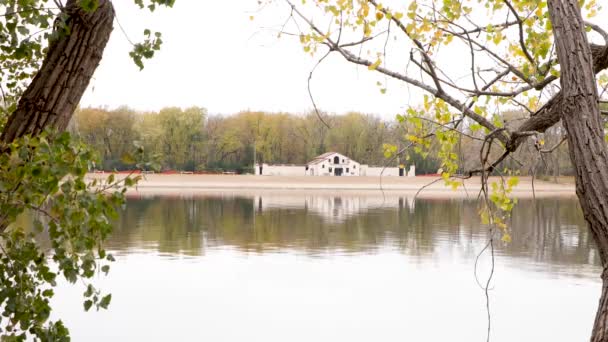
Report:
307,152,357,166
307,152,337,165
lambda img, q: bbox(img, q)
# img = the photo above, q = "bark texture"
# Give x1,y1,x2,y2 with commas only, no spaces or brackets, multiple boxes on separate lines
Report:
0,0,114,145
0,1,113,231
511,43,608,149
546,1,608,341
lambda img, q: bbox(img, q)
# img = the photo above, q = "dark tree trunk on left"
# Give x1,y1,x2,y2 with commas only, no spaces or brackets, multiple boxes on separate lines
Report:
0,0,114,145
0,1,114,231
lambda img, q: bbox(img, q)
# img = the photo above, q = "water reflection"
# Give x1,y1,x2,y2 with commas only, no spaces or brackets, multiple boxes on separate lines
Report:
107,193,597,275
49,193,601,342
254,194,416,221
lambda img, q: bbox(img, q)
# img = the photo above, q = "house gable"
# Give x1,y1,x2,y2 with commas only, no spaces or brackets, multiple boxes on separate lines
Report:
307,152,358,166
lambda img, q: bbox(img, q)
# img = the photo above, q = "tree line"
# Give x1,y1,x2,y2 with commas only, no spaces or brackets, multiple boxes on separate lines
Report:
70,106,576,176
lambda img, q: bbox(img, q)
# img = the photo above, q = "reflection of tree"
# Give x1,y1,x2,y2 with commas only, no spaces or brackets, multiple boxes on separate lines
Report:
106,195,597,272
508,199,598,270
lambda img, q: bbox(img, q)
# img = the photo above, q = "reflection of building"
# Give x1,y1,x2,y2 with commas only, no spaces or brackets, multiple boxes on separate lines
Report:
254,193,415,223
255,152,415,177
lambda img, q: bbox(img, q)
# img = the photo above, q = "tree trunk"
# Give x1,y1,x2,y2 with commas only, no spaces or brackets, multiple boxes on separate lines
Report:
0,0,114,145
547,1,608,341
513,44,608,146
0,1,113,231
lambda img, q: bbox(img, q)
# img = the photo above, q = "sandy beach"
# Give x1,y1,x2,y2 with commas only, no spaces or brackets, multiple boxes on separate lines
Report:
85,174,576,198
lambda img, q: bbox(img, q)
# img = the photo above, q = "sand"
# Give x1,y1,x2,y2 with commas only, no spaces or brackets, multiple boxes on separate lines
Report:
85,174,576,198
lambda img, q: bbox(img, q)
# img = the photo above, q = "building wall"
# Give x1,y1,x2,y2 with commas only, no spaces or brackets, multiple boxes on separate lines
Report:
255,164,305,176
361,165,416,177
361,166,398,177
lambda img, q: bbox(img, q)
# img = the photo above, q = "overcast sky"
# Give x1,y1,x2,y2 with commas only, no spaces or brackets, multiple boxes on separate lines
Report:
79,1,606,118
79,1,421,118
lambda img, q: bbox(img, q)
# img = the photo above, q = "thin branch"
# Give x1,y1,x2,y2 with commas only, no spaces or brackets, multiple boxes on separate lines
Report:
417,117,484,141
114,8,134,46
413,177,444,200
461,20,518,34
338,29,387,48
540,136,567,153
463,29,480,91
509,98,534,115
369,0,445,93
484,232,495,342
285,0,501,138
307,50,332,129
502,0,535,65
586,21,608,45
441,26,537,88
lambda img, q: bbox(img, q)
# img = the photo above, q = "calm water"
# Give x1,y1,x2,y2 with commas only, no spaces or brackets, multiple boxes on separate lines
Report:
50,193,601,341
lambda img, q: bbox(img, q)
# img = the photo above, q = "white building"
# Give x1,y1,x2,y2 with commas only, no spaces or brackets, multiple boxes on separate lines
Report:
305,152,361,176
255,151,415,177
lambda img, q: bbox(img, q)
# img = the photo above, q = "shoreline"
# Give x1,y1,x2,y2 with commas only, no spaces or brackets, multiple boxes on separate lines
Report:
86,174,576,198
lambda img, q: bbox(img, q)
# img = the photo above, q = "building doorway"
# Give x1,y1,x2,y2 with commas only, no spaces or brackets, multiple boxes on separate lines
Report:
334,167,343,176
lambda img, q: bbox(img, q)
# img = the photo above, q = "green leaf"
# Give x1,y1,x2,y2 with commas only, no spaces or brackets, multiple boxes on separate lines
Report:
79,0,99,12
99,294,112,309
84,300,93,312
84,284,95,297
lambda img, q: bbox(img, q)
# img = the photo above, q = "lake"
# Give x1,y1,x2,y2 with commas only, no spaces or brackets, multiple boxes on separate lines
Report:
51,193,601,341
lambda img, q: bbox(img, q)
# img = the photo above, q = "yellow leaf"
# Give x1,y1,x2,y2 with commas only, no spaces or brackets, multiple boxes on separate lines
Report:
444,34,453,45
492,31,502,45
423,95,431,111
364,23,372,36
368,58,381,70
507,177,519,188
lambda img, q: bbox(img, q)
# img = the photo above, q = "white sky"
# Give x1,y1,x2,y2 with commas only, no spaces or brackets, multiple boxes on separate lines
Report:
79,1,606,119
79,0,420,118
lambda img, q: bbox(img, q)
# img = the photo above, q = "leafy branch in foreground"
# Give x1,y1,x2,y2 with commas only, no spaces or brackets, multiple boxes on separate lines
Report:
0,131,143,340
0,0,174,338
